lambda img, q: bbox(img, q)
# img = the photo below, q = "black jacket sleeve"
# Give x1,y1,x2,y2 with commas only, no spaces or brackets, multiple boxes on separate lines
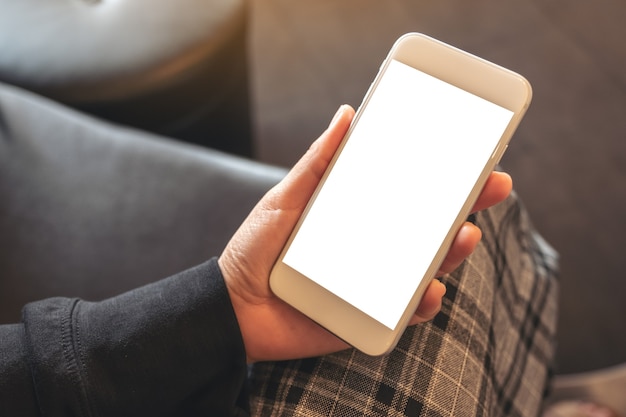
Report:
0,258,249,417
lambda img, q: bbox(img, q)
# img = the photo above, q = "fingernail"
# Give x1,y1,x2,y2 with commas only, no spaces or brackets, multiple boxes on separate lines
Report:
328,104,347,128
435,279,447,296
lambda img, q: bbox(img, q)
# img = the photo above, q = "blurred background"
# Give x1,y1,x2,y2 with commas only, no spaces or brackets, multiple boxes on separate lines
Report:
248,0,626,377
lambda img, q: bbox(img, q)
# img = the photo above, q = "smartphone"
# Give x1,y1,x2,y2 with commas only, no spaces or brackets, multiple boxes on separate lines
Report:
269,33,532,356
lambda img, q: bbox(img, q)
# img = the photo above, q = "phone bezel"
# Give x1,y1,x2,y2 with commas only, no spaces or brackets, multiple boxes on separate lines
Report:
269,33,532,356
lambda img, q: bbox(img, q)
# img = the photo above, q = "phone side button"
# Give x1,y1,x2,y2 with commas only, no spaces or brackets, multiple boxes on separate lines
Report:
491,144,509,163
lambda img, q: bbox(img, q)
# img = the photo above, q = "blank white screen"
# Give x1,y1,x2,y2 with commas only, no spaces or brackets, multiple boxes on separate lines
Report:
283,59,513,330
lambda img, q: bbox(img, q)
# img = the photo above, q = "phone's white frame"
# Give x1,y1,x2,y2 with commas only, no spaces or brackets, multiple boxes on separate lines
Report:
269,33,532,356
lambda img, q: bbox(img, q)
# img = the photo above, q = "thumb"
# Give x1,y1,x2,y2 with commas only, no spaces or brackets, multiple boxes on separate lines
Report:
265,105,355,211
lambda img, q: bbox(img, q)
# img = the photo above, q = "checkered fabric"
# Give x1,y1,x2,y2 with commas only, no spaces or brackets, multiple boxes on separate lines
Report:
248,192,559,417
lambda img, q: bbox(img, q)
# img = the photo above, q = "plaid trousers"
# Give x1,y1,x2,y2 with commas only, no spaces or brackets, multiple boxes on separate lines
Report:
248,192,559,417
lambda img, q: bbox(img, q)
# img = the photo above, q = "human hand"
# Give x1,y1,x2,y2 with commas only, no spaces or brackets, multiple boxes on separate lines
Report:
218,105,512,363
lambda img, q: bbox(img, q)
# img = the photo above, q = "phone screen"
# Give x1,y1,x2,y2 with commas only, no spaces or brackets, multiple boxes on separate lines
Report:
282,59,514,330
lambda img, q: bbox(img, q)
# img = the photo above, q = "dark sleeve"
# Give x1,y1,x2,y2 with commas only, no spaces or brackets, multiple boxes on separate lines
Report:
0,258,249,417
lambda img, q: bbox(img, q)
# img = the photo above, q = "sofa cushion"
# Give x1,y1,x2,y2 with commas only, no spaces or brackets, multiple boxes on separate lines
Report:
0,0,253,154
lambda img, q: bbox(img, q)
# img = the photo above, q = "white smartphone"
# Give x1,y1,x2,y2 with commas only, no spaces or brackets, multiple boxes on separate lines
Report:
269,33,532,356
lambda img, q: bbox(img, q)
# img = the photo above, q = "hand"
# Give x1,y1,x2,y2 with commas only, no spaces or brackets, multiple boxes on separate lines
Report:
218,105,512,363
